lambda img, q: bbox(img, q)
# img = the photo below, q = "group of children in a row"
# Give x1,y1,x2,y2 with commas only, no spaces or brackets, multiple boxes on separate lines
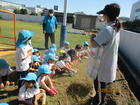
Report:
0,30,93,105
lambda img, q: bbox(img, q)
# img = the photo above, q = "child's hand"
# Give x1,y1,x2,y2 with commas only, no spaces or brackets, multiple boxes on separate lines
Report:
27,49,32,56
28,68,38,72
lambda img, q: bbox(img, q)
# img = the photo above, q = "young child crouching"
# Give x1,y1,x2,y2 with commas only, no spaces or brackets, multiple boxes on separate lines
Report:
0,59,15,88
82,42,90,58
56,53,77,76
37,65,58,96
61,41,70,52
18,73,46,105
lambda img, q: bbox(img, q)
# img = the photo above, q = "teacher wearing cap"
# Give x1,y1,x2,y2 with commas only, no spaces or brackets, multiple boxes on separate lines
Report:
88,3,122,105
43,9,58,49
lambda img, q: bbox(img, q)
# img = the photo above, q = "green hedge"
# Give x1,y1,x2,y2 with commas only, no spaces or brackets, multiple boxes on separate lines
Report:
123,20,140,33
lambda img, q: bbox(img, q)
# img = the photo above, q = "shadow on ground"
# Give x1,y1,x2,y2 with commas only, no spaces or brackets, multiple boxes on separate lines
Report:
0,88,18,100
0,48,15,51
8,99,18,105
66,82,91,98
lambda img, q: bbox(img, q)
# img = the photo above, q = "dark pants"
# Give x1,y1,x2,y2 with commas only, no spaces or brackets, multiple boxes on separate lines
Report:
45,32,55,49
17,71,29,88
94,78,106,104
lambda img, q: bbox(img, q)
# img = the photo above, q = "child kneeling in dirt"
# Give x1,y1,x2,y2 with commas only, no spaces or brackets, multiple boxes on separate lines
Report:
18,72,46,105
81,42,90,58
56,53,77,76
37,65,58,96
0,59,15,89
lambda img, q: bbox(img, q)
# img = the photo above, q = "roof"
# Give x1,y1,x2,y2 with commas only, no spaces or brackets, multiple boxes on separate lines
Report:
0,0,25,7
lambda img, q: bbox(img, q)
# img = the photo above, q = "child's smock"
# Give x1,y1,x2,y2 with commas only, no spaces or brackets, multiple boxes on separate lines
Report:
16,44,33,71
18,84,40,100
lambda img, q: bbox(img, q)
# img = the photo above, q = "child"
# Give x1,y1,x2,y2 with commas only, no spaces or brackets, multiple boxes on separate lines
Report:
43,53,60,77
0,59,14,88
32,55,41,70
37,65,58,96
62,41,70,52
75,44,83,62
56,53,77,76
16,30,34,87
50,43,57,51
33,48,40,60
67,49,77,63
82,42,90,58
18,72,46,105
43,48,56,60
32,48,41,70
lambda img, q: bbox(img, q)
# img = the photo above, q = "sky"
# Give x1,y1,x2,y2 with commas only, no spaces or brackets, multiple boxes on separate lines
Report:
5,0,140,17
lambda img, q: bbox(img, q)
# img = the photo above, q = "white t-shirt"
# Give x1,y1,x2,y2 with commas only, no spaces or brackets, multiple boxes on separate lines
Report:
64,56,71,62
18,84,40,100
16,44,33,72
46,63,54,70
38,75,48,84
56,60,66,68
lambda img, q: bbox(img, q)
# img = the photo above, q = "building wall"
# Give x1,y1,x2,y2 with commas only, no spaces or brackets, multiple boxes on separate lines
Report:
130,1,140,21
119,30,140,72
0,0,24,12
73,15,97,30
0,12,44,22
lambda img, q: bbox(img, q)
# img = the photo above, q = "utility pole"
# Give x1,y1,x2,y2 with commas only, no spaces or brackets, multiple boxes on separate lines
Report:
60,0,68,48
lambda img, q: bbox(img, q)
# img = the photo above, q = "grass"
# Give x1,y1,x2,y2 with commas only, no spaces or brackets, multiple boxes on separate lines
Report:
0,19,93,105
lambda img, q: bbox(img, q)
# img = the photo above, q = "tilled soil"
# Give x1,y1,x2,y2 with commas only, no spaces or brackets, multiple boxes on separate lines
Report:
102,58,140,105
104,69,140,105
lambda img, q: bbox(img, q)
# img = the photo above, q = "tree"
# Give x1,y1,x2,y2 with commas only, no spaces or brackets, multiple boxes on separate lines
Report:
30,12,38,16
20,9,28,15
13,9,20,14
123,20,140,33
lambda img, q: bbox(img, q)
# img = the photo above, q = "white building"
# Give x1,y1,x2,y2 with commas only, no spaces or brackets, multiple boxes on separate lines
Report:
130,1,140,21
27,5,44,14
0,0,25,12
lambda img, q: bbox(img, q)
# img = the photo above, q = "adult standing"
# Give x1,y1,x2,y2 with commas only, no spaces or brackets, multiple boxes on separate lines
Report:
43,9,58,49
88,3,121,105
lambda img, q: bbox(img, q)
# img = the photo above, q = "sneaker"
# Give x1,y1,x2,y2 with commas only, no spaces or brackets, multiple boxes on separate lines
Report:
51,88,59,94
47,89,56,96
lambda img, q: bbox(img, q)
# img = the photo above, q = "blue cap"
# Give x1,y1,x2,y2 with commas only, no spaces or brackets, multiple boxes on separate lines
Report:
0,59,9,69
21,72,37,81
0,103,9,105
16,30,34,48
65,41,70,45
32,55,40,62
50,44,57,50
36,65,52,76
83,42,89,46
44,48,55,55
33,48,39,53
43,53,57,64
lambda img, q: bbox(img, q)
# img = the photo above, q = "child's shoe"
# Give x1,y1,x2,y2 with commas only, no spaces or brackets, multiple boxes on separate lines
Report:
47,89,56,96
51,88,59,94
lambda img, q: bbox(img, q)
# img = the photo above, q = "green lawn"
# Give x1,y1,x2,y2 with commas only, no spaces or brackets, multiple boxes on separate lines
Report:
0,20,93,105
